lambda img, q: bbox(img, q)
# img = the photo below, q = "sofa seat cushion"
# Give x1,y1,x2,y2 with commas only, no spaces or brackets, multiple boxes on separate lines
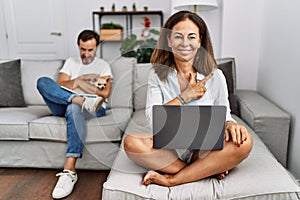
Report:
0,106,51,140
29,108,132,142
124,110,151,135
0,140,119,170
103,114,300,200
103,148,170,200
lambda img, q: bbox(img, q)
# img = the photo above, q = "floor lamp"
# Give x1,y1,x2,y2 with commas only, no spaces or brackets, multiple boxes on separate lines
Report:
172,0,218,13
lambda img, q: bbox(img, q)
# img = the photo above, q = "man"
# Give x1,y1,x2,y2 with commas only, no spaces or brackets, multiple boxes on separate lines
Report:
37,30,112,199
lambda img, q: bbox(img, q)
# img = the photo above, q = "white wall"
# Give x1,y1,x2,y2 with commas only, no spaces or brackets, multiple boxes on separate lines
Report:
220,0,300,179
64,0,172,61
221,0,263,90
0,0,9,59
257,0,300,179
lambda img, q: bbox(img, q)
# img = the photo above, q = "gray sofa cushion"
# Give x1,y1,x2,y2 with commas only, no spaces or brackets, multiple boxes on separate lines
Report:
0,140,119,170
133,63,152,111
217,58,239,115
103,148,170,200
102,114,300,200
29,108,132,142
0,105,51,140
124,110,151,135
107,57,136,109
237,90,291,167
0,59,26,107
21,60,64,105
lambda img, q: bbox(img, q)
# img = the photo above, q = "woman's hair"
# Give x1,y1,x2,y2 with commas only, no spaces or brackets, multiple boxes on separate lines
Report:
150,10,216,81
77,29,100,46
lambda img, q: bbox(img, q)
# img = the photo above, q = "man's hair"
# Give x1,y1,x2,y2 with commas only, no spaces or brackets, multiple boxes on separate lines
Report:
77,30,100,46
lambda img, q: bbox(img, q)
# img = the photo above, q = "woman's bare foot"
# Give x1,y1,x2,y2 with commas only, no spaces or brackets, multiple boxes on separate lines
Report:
142,169,230,187
142,170,174,186
215,170,229,180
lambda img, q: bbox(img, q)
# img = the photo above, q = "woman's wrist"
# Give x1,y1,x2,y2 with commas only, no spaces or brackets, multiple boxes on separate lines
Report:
176,94,186,105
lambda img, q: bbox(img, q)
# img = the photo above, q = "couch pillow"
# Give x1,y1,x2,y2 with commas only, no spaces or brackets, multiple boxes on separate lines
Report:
0,59,26,107
216,58,239,116
107,57,135,109
133,63,152,110
21,60,64,105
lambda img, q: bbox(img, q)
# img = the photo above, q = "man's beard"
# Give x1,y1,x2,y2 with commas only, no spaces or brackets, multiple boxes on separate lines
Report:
81,55,95,65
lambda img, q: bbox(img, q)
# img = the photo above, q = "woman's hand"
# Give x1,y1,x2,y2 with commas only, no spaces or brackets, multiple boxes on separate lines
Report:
181,72,214,103
224,121,249,147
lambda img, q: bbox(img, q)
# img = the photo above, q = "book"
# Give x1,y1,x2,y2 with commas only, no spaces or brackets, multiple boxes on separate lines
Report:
60,86,98,98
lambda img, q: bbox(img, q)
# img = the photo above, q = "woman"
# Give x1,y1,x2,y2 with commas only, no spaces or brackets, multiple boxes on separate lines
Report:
124,11,253,187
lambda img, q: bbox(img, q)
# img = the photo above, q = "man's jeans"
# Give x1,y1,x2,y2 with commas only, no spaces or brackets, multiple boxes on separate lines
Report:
36,77,106,158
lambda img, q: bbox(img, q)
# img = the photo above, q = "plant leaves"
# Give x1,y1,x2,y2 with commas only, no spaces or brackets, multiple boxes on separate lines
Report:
120,29,160,62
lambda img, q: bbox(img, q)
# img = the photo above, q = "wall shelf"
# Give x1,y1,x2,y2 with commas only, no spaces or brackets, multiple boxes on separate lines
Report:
92,10,163,58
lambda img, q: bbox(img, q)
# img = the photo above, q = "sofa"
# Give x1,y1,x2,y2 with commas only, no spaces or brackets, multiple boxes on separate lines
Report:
102,58,300,199
0,57,300,199
0,58,135,169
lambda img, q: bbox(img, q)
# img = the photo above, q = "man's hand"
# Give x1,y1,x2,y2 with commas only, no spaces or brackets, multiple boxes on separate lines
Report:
73,73,100,89
77,73,100,81
74,79,98,94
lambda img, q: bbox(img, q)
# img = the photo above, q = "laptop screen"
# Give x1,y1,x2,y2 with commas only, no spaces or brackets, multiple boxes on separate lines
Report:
152,105,226,150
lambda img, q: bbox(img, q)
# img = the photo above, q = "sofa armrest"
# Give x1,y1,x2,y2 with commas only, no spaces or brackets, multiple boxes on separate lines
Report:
236,89,290,167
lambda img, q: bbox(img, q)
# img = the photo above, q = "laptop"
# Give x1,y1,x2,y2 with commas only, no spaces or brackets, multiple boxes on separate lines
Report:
152,105,226,150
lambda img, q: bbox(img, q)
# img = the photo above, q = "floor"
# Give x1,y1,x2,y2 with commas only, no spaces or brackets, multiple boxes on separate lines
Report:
0,168,109,200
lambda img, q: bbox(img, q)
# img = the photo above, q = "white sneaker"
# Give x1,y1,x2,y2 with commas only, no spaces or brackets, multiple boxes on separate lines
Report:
82,96,104,114
52,170,78,199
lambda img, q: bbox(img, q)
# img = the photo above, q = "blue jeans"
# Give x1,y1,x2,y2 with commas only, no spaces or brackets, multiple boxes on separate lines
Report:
37,77,106,158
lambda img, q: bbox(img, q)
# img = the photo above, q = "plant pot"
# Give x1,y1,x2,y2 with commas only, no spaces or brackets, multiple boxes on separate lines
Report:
100,29,123,41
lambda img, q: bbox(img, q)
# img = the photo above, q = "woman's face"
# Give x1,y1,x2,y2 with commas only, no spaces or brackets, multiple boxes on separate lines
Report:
167,19,201,63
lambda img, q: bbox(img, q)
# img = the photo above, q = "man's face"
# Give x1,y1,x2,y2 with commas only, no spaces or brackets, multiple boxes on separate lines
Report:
79,38,98,65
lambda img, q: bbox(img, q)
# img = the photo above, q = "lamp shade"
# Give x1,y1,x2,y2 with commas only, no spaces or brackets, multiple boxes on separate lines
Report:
173,0,218,12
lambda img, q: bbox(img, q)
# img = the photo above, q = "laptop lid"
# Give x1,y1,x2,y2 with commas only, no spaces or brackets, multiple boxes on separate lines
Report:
152,105,226,150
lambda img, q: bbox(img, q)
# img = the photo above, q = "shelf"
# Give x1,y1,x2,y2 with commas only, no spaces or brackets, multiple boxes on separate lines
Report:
99,40,123,42
93,10,163,16
92,10,163,58
93,10,163,33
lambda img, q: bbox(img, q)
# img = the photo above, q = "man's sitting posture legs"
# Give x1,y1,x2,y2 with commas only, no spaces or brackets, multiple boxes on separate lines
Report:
37,30,112,199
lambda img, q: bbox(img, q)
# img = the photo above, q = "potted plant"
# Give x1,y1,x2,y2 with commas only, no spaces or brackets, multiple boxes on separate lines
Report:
132,3,136,11
120,29,160,63
100,22,123,41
